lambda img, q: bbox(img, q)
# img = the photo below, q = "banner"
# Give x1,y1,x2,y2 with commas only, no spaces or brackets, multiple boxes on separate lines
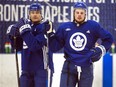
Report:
0,0,116,53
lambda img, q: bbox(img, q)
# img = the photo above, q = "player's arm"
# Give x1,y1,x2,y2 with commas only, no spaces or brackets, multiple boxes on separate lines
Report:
90,23,113,62
48,24,65,52
96,23,113,51
14,18,48,52
38,20,65,52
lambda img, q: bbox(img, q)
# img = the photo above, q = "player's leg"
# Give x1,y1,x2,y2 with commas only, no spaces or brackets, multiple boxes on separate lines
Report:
34,70,52,87
78,64,93,87
20,71,34,87
60,61,78,87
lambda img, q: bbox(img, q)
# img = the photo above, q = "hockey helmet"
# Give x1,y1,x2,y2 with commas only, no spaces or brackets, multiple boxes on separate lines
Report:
73,2,87,10
29,3,42,11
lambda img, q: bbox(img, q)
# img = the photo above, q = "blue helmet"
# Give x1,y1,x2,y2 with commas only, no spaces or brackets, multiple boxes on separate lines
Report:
73,2,87,10
29,3,42,11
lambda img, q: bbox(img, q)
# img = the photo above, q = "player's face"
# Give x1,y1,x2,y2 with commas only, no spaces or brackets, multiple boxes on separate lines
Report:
29,10,42,23
74,8,86,23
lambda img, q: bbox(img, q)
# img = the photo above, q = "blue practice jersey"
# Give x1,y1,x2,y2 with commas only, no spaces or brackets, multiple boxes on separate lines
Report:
10,22,54,72
49,20,113,66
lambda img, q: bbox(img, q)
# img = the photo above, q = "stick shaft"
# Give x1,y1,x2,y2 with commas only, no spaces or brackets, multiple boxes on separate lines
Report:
14,37,20,87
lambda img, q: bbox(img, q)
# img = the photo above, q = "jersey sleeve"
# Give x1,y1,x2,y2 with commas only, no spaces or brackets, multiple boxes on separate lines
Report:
94,23,113,51
49,24,65,52
21,30,47,52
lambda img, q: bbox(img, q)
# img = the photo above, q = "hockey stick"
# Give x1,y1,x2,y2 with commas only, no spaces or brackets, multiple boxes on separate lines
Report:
46,21,53,87
43,43,51,87
42,21,52,87
6,25,20,87
42,1,70,87
14,37,20,87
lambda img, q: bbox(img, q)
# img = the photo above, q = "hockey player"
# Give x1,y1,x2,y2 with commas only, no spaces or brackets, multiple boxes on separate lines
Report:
7,3,53,87
48,2,113,87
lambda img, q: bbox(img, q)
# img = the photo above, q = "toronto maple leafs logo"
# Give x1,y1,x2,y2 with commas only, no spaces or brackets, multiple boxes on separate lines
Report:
70,32,87,51
73,35,84,47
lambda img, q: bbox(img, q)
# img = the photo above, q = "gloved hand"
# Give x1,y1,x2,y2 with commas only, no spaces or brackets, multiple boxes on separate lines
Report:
42,20,53,34
90,45,106,62
6,24,20,37
15,17,31,35
7,24,23,51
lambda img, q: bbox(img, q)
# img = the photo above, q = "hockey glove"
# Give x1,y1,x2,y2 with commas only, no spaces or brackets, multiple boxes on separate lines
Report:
90,45,106,62
6,24,20,37
15,18,31,35
7,24,23,51
43,20,53,34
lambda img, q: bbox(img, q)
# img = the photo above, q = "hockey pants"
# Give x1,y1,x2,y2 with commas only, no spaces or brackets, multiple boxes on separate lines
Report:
60,60,93,87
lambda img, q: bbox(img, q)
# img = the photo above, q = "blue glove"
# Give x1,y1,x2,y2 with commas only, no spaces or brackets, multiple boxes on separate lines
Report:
6,24,20,37
90,45,106,62
15,18,31,35
7,24,23,51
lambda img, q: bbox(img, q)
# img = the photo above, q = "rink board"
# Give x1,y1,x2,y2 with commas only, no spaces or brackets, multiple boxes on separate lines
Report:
0,53,116,87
